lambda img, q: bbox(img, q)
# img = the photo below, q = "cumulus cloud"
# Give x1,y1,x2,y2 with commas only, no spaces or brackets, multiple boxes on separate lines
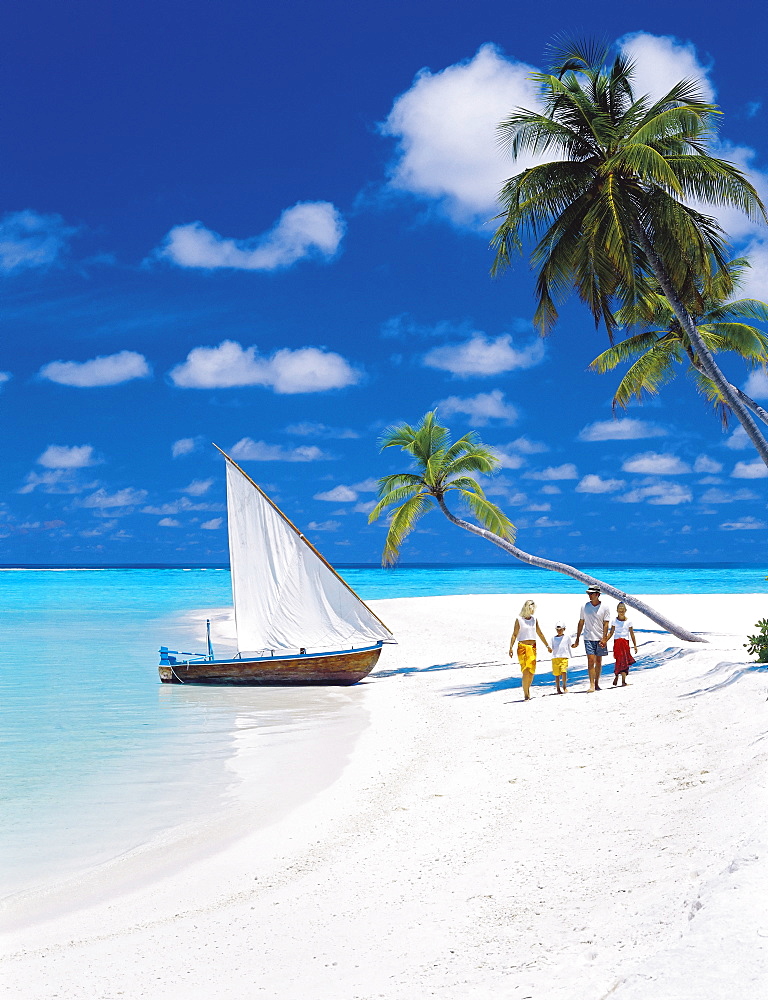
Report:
200,517,223,530
285,421,359,439
158,517,180,527
154,202,345,271
731,459,768,478
169,340,361,393
533,516,572,528
525,464,578,481
507,436,548,454
307,520,341,532
617,482,692,505
380,44,542,224
618,33,715,104
229,438,330,462
436,389,518,425
622,452,691,475
743,367,768,399
724,426,751,450
314,485,358,502
142,497,224,515
693,455,723,473
18,469,96,495
424,333,544,377
490,447,524,470
576,474,625,494
39,350,150,387
0,210,78,273
700,487,759,503
578,418,667,442
720,516,766,530
81,487,148,508
37,444,98,469
172,437,199,458
181,479,213,496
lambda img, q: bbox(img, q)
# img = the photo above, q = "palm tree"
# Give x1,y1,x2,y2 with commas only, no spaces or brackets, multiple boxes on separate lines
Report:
369,411,703,642
491,39,768,465
590,258,768,427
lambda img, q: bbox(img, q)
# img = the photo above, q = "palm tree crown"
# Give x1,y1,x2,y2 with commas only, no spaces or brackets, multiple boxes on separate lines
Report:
368,411,515,565
590,258,768,425
491,39,766,336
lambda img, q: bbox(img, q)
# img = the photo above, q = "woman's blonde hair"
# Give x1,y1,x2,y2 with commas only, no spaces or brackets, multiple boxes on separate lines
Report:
617,602,627,613
519,599,536,618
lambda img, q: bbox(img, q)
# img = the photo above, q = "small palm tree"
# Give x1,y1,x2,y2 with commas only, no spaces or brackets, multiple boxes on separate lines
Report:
590,258,768,427
369,412,702,642
491,39,768,465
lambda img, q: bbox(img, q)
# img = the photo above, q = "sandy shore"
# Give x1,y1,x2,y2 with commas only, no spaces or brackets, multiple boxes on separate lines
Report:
3,592,767,999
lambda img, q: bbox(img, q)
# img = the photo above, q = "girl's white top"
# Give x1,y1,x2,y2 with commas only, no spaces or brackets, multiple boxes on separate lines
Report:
551,634,572,659
612,618,633,640
516,616,538,641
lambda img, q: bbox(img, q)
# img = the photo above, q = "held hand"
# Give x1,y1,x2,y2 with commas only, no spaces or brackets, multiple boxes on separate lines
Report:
571,640,579,648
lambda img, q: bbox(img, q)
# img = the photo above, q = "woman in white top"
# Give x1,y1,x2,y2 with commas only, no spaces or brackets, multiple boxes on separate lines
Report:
509,599,552,701
606,602,638,686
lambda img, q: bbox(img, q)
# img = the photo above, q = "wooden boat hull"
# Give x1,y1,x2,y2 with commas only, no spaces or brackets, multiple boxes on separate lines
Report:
159,644,383,686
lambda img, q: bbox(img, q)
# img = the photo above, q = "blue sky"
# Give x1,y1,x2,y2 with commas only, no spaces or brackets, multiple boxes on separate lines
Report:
1,0,767,565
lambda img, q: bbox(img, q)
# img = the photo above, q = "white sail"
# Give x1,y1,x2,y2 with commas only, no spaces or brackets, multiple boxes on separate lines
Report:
225,458,393,653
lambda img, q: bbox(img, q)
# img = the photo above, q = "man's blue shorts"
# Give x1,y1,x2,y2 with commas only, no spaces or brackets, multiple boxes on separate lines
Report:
584,639,608,657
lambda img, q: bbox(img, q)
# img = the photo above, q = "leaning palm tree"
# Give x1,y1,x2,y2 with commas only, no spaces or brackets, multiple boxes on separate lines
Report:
491,39,768,465
590,258,768,426
369,411,703,642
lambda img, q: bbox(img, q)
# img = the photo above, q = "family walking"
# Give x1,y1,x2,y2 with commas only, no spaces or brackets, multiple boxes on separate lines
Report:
509,586,638,699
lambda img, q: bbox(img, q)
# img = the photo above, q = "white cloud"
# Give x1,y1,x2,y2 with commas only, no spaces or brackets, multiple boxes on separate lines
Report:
578,418,667,442
314,485,358,502
533,516,572,528
0,210,77,273
731,459,768,479
380,44,541,224
169,340,361,393
18,469,96,495
617,482,692,505
744,367,768,399
693,455,723,473
540,484,560,494
200,517,223,530
490,447,524,470
37,444,98,469
720,516,766,530
700,487,759,503
229,438,330,462
155,202,345,271
158,517,180,527
724,426,751,450
172,437,198,458
82,487,148,508
618,33,715,104
576,474,625,494
351,478,380,492
424,333,544,377
353,500,378,515
141,497,223,515
181,479,213,496
284,421,359,439
525,464,578,481
39,350,150,387
622,452,691,475
507,436,548,454
307,520,341,532
436,389,517,425
0,372,11,387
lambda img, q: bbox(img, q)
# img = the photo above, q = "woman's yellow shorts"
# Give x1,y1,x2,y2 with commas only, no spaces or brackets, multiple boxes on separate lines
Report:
551,657,568,676
517,642,537,674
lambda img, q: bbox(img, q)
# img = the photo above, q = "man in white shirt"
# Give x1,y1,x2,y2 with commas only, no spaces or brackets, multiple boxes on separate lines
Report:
573,586,611,692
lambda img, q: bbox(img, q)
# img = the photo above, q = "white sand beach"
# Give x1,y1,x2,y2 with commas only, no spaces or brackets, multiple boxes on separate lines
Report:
2,592,767,999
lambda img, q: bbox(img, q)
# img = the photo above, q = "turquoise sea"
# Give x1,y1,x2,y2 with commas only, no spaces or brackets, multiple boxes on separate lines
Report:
2,564,765,914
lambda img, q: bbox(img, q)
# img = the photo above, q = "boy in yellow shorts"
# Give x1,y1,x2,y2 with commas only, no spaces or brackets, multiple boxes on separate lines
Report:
551,622,571,694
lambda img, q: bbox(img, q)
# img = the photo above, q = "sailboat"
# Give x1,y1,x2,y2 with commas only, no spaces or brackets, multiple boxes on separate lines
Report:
158,445,394,685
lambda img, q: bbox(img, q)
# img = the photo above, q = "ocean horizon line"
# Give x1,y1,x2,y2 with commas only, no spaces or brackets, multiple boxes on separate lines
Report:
0,561,765,571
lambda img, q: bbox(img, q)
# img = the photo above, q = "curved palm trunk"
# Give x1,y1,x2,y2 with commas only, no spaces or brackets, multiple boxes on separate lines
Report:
632,223,768,466
435,496,705,643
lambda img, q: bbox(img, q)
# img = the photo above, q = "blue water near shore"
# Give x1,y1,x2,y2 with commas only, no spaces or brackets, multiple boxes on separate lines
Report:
2,564,765,905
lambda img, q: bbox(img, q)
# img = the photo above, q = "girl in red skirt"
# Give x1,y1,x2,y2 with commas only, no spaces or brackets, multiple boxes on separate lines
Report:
607,602,638,686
